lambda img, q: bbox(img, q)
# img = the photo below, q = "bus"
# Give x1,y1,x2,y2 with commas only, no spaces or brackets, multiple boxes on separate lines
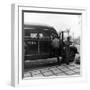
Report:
24,24,58,60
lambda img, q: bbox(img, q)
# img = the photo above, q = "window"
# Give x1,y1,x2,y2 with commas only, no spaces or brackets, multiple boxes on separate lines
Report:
39,33,44,38
30,33,37,38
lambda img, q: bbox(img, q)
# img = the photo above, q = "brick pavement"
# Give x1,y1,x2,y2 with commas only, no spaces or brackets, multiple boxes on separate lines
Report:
24,63,80,78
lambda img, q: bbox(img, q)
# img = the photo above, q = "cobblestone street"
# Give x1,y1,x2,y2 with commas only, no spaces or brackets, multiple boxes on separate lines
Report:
24,58,80,78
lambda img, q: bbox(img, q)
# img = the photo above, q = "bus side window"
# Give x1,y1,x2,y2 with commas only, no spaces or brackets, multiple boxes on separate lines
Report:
30,33,37,38
39,33,44,38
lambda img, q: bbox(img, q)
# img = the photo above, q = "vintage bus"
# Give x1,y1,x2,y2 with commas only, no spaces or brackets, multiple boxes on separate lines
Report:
24,24,58,61
24,24,78,64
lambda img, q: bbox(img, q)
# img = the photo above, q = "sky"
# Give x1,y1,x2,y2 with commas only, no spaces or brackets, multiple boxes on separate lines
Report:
24,12,81,38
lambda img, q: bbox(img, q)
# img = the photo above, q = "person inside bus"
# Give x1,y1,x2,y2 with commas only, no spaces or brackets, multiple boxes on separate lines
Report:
51,35,60,65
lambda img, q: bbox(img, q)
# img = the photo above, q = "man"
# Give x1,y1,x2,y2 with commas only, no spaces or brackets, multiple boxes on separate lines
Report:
64,36,72,65
51,35,60,64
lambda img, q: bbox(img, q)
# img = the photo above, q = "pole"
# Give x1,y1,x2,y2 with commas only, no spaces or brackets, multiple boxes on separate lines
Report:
37,33,40,54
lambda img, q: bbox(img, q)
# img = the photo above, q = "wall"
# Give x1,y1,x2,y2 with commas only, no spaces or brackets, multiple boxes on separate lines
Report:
0,0,89,89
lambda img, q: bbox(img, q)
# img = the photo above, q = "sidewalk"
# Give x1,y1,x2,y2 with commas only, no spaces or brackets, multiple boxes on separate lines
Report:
24,61,80,78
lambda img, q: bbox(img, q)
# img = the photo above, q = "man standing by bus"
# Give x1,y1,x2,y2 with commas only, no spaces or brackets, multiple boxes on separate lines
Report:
65,36,72,65
51,35,60,64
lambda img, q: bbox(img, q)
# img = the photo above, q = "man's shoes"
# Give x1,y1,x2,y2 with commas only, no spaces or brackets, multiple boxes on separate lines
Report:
57,61,61,65
66,62,69,65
